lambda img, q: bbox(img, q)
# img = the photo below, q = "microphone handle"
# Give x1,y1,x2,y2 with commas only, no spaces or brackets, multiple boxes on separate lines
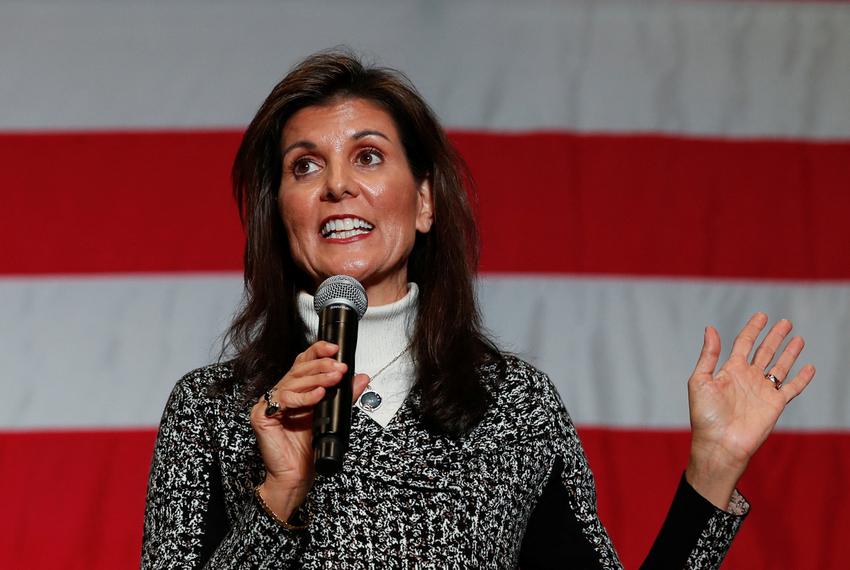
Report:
313,304,358,475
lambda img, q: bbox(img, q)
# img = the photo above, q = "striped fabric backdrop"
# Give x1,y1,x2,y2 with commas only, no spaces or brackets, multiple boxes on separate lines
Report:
2,1,849,568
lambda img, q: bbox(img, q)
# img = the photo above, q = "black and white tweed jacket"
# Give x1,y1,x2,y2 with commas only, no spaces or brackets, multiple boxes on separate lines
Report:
142,356,746,569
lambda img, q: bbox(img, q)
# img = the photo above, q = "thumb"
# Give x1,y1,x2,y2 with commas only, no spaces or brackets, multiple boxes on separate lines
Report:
352,373,371,403
692,325,721,377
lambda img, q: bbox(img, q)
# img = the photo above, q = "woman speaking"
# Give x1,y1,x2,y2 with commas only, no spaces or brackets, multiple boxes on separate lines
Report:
141,51,815,568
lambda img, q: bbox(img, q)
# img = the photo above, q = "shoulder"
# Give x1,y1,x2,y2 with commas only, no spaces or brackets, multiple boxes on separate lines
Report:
158,361,241,424
479,353,560,402
169,361,237,400
477,354,570,434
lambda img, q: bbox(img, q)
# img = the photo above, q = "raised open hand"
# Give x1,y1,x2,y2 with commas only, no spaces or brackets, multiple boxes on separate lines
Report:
685,313,815,509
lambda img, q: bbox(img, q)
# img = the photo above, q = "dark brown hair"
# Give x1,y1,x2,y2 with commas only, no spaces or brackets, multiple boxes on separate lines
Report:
225,49,502,435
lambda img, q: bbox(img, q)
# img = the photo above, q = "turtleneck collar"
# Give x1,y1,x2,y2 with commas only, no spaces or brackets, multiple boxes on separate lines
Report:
296,283,418,428
297,282,418,349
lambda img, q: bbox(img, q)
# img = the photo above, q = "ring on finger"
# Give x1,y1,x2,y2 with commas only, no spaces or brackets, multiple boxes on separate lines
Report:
264,389,282,416
764,372,783,390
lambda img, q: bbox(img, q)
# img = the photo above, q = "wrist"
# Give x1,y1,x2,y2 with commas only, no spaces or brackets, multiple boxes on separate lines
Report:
686,444,748,510
254,483,309,530
258,477,310,522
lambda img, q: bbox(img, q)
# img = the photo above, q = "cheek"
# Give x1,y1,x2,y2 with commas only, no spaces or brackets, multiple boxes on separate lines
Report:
279,198,311,243
383,184,422,230
382,218,418,260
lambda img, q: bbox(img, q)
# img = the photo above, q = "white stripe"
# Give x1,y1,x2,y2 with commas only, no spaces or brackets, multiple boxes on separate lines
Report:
0,275,243,429
479,275,849,430
1,274,846,429
1,1,848,137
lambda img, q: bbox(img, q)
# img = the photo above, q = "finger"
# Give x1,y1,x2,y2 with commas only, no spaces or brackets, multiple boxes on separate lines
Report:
281,369,347,393
729,312,769,360
766,336,805,381
278,386,326,409
251,395,283,424
287,358,347,382
751,319,793,370
294,341,339,364
779,364,816,403
352,373,370,402
267,359,346,396
307,341,340,359
692,326,721,376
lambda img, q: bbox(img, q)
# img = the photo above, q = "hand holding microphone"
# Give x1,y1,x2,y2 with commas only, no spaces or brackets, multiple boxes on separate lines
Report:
248,276,368,520
311,275,368,474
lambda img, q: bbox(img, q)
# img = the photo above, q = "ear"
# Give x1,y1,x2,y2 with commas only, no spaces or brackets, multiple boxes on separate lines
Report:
415,178,434,233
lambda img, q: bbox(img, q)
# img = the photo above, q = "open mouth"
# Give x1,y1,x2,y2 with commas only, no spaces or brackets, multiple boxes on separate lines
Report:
321,217,374,240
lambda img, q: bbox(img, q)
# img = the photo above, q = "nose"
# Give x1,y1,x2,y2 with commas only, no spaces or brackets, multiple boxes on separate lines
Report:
322,162,359,202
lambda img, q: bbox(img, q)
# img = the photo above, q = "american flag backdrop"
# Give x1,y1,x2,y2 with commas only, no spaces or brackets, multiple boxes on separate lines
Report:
2,1,849,568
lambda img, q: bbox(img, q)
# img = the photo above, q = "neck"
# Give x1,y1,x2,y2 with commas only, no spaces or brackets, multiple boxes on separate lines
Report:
360,274,411,306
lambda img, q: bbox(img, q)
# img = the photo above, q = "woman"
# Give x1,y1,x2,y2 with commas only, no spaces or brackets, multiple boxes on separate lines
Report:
142,51,814,568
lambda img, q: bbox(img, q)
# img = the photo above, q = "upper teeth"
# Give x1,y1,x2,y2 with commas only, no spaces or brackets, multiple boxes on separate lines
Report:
322,217,374,237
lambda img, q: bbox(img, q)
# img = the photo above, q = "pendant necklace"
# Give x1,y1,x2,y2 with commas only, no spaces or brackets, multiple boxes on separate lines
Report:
359,347,409,412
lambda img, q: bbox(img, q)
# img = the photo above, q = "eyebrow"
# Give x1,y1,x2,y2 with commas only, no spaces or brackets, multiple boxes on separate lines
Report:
281,129,391,158
281,140,317,157
353,129,391,142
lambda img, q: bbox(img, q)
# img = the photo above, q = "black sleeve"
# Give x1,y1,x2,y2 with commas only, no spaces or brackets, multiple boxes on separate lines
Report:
519,457,608,569
519,467,749,570
198,459,229,567
640,474,748,570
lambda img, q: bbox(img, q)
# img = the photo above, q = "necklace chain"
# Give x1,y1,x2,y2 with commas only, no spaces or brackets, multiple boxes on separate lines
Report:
359,346,410,412
368,346,409,385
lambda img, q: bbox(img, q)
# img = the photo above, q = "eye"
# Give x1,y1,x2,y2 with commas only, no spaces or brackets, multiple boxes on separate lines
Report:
356,148,384,167
291,157,320,177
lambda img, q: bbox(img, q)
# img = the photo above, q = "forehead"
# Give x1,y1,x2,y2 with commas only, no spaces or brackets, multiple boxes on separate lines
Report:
281,98,399,145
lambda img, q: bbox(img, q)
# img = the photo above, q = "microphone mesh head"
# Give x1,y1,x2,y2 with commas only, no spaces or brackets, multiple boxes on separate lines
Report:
313,275,368,318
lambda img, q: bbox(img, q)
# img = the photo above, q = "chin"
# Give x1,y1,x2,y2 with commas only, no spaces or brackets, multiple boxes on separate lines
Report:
310,263,370,287
334,257,372,278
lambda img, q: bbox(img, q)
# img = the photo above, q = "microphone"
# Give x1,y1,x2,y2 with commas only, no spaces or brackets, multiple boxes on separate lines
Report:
312,275,368,475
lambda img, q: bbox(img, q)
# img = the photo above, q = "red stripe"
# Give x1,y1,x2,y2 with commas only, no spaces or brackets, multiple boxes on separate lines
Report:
3,131,849,278
0,430,156,570
2,132,245,274
581,429,850,569
455,132,850,280
1,428,847,568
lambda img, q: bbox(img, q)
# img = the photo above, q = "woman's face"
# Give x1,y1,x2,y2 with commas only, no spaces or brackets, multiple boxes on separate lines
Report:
278,98,434,306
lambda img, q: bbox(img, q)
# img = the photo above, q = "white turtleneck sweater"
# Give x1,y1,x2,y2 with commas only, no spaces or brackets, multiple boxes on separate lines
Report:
297,283,417,428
